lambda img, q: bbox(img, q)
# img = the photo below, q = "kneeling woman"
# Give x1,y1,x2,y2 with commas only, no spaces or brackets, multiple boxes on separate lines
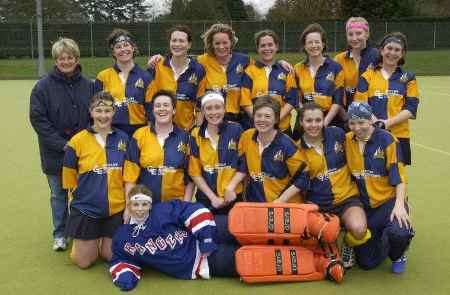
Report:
110,184,238,291
225,96,306,203
124,91,194,203
189,92,243,214
345,102,414,273
276,103,370,267
63,92,130,268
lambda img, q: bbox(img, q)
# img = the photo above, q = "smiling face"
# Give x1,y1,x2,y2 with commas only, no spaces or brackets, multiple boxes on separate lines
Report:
380,41,404,67
153,95,175,125
112,40,134,63
55,52,79,76
212,32,232,59
129,199,151,224
346,27,368,50
170,30,191,58
304,32,324,58
348,117,373,140
90,104,115,132
301,109,324,139
257,35,278,64
203,99,225,126
254,106,276,133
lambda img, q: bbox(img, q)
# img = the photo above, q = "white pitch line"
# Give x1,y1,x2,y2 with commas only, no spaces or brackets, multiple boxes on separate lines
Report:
412,142,450,157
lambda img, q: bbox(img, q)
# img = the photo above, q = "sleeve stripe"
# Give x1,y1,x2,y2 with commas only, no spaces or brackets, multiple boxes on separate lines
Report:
185,211,215,233
191,219,216,234
184,208,211,227
110,262,142,281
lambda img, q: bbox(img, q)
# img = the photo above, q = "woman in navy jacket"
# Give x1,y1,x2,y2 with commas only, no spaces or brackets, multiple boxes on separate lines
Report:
29,37,93,251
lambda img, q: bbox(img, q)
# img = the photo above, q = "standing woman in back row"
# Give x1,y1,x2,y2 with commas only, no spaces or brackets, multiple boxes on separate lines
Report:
354,32,419,165
294,23,345,135
241,30,299,134
146,25,206,131
95,29,152,137
334,17,378,117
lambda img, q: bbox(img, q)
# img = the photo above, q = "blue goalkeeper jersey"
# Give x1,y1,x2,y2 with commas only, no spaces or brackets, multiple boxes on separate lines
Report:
110,200,217,290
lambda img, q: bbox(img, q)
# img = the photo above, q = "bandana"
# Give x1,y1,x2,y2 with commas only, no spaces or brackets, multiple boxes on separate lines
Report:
381,36,405,49
130,193,152,203
201,92,225,107
91,99,114,109
346,22,369,32
348,102,373,120
110,34,134,48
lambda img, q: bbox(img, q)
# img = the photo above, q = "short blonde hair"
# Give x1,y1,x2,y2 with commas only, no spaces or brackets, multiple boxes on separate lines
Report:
345,17,370,34
51,38,80,60
201,23,238,56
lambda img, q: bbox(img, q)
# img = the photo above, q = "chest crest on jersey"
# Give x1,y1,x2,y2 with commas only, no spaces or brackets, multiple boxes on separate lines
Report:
135,78,144,89
326,72,335,81
228,138,237,151
177,141,188,154
117,139,127,152
273,150,284,162
188,73,198,85
373,147,385,159
235,63,244,74
334,141,343,154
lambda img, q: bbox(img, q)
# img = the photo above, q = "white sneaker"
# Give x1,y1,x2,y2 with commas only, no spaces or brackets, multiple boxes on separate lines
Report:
341,244,355,269
53,237,67,251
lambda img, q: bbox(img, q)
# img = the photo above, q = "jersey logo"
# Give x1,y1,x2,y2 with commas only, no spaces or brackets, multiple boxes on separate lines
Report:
135,78,144,89
373,147,385,159
188,73,198,85
334,141,343,154
326,72,335,81
228,139,237,150
399,73,409,83
117,140,127,152
235,63,244,74
277,72,286,81
177,141,188,154
273,150,284,162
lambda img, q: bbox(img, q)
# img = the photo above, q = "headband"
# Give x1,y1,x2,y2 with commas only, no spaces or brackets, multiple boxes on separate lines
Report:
201,92,225,107
91,99,114,109
110,34,134,48
381,36,405,49
346,22,369,32
348,102,373,120
130,193,152,203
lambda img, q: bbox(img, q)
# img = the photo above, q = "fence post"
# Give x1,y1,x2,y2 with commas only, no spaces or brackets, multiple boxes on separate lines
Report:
30,17,34,60
385,21,388,33
90,21,94,57
334,20,337,52
147,21,151,56
433,22,436,49
282,21,286,53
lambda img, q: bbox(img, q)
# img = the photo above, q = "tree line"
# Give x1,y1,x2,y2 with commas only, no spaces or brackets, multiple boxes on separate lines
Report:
0,0,448,23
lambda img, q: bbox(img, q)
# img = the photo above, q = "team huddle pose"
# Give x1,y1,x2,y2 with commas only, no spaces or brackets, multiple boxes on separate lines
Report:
29,16,418,291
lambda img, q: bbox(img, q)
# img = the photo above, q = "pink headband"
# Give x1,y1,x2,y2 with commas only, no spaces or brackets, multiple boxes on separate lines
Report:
346,22,369,32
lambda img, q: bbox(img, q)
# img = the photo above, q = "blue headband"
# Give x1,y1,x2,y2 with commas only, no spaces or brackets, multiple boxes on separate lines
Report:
348,102,373,120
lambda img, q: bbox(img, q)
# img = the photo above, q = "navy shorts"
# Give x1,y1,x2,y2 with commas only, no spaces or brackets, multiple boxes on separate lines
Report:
398,138,411,165
65,208,123,240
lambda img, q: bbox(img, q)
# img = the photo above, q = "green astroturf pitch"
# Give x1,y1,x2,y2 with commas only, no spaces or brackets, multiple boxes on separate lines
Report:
0,77,449,294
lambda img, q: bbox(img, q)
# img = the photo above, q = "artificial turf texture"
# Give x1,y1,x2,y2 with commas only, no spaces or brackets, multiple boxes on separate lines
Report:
0,77,449,294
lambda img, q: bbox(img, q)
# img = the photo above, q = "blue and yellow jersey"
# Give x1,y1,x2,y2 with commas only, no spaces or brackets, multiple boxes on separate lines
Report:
147,57,206,131
238,129,306,202
345,128,407,208
294,57,344,112
95,64,152,132
241,61,299,131
189,121,243,199
334,46,378,107
296,127,359,210
62,127,129,218
197,52,250,115
124,124,190,203
354,67,419,139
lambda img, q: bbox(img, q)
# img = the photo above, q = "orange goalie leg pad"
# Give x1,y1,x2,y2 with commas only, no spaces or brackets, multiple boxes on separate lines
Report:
235,245,345,284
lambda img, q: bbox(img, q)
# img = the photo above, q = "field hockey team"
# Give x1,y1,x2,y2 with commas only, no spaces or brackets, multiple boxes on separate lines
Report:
29,16,419,288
